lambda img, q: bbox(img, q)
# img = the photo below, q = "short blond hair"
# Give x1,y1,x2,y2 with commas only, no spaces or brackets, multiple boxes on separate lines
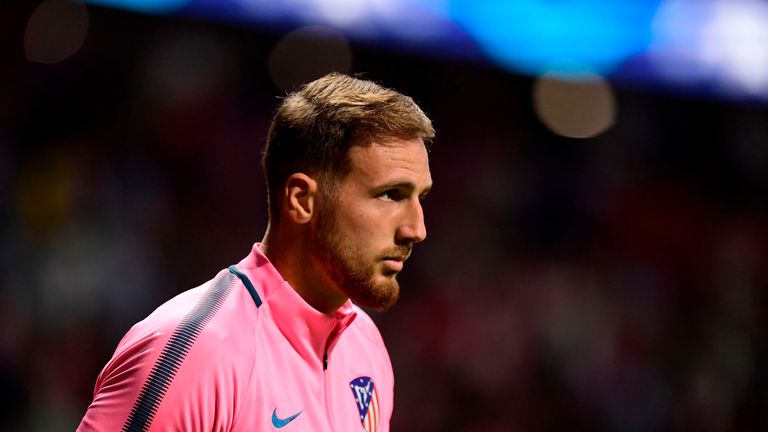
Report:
262,73,434,220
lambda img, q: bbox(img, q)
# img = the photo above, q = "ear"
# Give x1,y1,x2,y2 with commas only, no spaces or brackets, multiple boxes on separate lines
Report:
283,173,317,224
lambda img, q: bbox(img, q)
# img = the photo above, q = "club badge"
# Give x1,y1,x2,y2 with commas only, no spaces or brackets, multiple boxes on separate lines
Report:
349,376,379,432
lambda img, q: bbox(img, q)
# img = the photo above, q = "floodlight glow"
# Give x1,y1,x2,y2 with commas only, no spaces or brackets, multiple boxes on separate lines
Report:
649,0,768,98
700,0,768,95
451,0,662,76
648,0,715,84
82,0,768,101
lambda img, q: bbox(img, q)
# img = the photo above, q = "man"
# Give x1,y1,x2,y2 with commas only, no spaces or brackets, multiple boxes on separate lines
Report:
78,73,434,431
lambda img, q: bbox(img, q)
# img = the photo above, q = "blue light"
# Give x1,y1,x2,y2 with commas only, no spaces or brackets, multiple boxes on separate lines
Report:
451,0,662,76
85,0,190,14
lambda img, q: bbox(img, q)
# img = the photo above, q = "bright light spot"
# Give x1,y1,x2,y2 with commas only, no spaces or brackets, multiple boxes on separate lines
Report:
700,0,768,95
452,0,662,75
268,26,352,92
649,0,768,98
648,0,715,84
369,0,453,41
533,72,616,139
235,0,452,41
313,0,370,27
24,0,89,64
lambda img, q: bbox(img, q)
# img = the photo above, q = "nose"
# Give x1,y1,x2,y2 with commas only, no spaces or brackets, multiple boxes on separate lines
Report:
396,199,427,245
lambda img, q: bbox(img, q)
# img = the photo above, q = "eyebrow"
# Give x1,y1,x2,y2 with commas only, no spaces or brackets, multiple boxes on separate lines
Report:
376,180,433,196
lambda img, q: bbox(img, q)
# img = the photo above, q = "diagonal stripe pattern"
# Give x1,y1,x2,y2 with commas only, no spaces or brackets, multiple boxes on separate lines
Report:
122,272,236,432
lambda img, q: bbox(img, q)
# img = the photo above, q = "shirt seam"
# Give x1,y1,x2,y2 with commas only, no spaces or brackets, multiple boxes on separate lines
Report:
230,277,260,430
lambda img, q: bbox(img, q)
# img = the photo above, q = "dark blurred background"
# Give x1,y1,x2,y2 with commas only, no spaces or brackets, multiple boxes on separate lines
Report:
2,1,767,430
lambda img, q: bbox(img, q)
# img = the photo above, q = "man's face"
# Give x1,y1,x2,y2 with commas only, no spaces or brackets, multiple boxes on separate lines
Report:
310,136,432,311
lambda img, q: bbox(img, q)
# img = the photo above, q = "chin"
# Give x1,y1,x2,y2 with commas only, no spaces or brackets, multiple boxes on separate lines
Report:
348,276,400,312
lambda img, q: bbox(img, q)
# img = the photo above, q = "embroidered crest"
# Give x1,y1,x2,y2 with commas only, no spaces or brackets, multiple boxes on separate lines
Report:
349,376,379,432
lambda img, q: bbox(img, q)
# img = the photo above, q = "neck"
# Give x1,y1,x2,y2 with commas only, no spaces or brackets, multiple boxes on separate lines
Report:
261,223,348,314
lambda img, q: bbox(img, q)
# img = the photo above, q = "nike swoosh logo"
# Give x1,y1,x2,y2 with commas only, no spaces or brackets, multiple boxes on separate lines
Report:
272,408,302,428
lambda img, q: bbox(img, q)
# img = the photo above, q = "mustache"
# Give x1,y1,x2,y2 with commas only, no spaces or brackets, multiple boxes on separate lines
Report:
379,246,413,261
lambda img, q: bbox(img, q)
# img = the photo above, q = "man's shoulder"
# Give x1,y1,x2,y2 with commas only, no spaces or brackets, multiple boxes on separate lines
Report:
82,270,256,431
98,269,259,390
117,269,255,357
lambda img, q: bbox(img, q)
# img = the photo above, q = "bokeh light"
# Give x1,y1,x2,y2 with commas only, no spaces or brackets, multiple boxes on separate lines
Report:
700,0,768,95
452,0,661,76
24,0,89,64
533,71,616,139
141,32,232,107
649,0,768,98
268,25,352,92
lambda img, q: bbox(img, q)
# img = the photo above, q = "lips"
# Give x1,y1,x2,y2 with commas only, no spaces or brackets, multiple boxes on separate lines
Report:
382,258,404,272
380,247,412,273
381,252,410,272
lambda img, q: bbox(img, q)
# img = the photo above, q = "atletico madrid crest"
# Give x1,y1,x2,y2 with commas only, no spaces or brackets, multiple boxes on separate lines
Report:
349,376,379,432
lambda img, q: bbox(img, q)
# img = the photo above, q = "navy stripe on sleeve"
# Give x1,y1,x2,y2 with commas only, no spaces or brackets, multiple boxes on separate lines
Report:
122,271,236,432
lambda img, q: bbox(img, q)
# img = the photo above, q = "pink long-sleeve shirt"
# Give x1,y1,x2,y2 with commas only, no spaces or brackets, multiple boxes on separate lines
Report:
78,244,393,431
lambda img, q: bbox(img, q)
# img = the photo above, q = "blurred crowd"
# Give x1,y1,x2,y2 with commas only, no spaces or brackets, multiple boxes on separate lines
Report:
2,4,766,431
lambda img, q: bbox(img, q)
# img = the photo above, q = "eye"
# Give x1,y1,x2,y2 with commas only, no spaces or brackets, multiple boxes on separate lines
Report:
377,189,404,201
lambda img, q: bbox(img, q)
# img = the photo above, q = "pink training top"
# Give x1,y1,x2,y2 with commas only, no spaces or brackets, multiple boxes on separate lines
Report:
78,243,394,431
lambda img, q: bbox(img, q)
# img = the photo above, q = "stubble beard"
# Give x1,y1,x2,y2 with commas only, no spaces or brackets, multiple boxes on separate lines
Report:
310,202,401,312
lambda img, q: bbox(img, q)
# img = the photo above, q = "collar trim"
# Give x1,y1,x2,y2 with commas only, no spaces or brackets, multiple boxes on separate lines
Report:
228,265,262,307
234,243,358,364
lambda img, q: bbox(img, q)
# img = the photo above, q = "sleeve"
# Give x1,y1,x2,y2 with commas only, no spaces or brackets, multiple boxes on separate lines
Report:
78,272,247,431
77,318,241,431
78,329,164,431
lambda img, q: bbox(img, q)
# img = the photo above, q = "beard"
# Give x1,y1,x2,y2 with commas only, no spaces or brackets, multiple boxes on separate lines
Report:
309,201,406,312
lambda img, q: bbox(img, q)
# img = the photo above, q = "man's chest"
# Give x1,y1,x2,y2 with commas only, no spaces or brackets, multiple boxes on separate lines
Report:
231,330,391,431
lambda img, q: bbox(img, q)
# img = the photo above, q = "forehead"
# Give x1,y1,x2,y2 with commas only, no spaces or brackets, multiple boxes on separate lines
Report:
345,137,432,187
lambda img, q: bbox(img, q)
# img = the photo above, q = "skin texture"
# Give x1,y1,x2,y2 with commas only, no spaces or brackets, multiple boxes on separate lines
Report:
262,136,432,313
